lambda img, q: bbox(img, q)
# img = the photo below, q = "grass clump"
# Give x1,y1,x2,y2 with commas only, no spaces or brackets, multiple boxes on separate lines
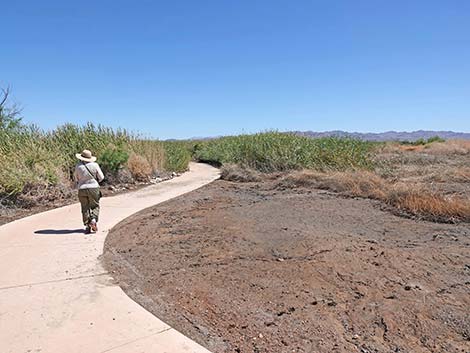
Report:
99,146,129,175
195,132,374,172
130,140,166,173
279,170,470,223
220,164,261,182
127,153,152,181
388,185,470,223
163,141,192,172
0,126,61,197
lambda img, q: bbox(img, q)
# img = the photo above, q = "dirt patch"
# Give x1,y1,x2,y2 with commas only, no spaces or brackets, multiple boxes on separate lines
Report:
103,180,470,353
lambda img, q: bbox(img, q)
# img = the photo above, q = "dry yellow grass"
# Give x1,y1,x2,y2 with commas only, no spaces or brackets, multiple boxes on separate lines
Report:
127,153,152,181
425,167,470,183
220,164,261,182
280,170,470,223
426,139,470,155
282,170,388,199
380,139,470,155
322,171,389,199
400,145,426,152
130,140,166,172
452,167,470,182
388,185,470,222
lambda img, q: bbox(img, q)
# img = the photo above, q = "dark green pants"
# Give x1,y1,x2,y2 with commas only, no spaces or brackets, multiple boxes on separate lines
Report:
78,188,101,226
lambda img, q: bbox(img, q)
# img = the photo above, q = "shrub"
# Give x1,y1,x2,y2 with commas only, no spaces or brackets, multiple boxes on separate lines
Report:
127,153,153,181
130,140,165,173
414,138,426,145
426,136,445,144
99,146,129,175
400,136,446,146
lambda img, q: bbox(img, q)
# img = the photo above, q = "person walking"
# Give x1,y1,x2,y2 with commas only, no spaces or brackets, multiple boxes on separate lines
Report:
74,149,105,234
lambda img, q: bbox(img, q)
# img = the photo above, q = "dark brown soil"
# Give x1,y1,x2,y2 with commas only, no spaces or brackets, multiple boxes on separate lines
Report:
103,180,470,353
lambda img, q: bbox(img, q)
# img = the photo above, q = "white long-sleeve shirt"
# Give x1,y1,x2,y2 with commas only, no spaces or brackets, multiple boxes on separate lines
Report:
74,162,105,189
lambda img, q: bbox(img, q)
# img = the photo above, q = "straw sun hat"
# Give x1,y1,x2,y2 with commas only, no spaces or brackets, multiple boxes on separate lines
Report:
76,149,97,163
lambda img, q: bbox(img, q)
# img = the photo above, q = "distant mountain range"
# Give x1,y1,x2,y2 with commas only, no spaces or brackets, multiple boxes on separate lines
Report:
175,130,470,142
292,130,470,142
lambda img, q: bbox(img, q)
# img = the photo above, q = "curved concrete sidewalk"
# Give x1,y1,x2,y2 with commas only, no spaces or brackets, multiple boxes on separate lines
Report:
0,163,220,353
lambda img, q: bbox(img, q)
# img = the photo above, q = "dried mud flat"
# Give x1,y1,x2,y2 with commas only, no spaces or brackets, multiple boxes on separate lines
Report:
103,180,470,353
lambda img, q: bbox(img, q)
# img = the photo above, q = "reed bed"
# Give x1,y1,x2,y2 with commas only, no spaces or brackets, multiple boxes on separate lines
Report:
0,123,190,200
195,132,375,172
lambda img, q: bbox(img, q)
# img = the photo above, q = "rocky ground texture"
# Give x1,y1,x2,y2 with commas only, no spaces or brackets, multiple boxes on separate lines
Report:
104,179,470,353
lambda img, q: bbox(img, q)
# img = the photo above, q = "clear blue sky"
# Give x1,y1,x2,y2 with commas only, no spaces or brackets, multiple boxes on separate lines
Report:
2,1,469,139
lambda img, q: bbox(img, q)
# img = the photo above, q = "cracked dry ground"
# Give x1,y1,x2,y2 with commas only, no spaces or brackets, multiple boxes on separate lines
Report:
103,180,470,353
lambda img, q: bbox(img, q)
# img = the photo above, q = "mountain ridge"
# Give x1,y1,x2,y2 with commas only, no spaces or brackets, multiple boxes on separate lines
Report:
175,130,470,142
292,130,470,141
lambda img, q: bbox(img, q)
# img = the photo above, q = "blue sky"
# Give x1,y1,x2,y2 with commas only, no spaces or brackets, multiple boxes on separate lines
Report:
2,1,469,139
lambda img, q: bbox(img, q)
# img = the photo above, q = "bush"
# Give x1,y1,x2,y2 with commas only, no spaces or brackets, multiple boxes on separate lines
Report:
414,138,426,146
51,123,130,174
426,136,445,144
130,140,165,173
400,136,446,146
127,153,152,181
99,146,129,175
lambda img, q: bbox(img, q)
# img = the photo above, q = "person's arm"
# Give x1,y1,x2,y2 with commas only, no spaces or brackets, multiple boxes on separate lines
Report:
74,165,79,185
95,164,105,183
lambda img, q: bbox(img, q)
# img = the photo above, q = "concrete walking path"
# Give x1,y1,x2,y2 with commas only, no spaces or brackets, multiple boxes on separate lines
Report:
0,163,220,353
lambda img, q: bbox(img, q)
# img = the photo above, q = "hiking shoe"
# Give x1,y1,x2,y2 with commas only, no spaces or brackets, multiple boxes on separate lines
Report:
90,219,98,232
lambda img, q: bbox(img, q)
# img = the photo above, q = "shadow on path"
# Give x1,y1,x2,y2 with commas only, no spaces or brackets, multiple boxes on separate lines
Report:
34,229,85,235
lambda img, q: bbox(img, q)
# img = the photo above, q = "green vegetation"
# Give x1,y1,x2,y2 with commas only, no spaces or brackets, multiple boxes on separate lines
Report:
0,89,373,204
99,146,130,175
426,136,446,144
162,141,192,172
0,123,191,199
400,136,446,146
194,131,375,172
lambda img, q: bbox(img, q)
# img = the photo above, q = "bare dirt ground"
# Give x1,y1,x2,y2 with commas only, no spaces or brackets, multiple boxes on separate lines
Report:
103,179,470,353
